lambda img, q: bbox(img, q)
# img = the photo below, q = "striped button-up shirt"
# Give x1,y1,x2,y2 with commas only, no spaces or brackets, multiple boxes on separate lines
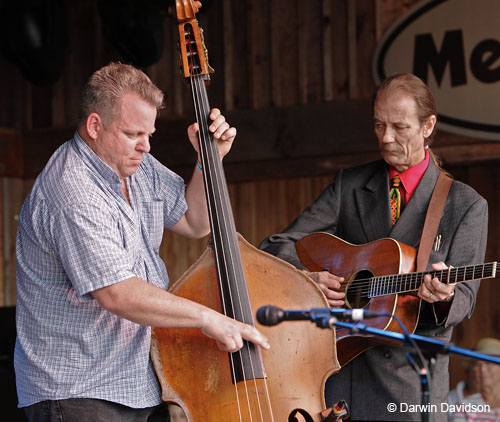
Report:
15,132,187,408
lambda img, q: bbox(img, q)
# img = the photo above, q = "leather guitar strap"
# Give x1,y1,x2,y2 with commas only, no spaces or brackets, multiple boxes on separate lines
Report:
416,172,453,272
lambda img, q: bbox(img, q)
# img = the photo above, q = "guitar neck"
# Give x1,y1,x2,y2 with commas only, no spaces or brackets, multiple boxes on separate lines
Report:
370,262,497,297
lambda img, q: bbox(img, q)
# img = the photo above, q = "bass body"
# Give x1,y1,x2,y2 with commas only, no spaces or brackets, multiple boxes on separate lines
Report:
152,235,338,421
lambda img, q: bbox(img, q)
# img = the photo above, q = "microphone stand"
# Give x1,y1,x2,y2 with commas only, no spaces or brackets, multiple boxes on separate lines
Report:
330,319,500,364
405,351,434,422
257,306,500,422
309,312,500,422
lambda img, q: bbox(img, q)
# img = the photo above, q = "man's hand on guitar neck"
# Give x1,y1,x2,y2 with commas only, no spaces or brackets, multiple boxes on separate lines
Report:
418,261,456,303
301,270,346,308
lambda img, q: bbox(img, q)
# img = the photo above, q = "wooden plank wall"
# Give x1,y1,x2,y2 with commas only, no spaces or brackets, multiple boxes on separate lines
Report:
0,0,498,388
0,0,399,130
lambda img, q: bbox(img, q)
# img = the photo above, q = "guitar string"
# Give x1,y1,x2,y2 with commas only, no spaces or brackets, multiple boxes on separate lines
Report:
187,24,273,421
342,269,493,299
331,263,495,298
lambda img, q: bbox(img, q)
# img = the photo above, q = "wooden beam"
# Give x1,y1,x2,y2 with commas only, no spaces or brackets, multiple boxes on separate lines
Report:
435,143,500,167
17,101,500,182
220,142,500,183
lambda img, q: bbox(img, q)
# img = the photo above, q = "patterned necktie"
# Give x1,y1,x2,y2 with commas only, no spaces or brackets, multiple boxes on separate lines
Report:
390,175,403,225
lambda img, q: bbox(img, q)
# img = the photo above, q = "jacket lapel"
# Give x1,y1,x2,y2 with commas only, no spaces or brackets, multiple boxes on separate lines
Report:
354,163,393,242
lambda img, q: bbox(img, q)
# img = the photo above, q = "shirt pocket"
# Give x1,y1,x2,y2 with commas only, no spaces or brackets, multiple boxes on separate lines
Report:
141,200,164,251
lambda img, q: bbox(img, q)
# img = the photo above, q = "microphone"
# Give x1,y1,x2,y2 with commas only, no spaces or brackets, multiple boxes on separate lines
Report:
256,305,381,327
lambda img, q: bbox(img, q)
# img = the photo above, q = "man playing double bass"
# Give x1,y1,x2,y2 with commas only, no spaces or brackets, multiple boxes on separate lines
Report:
260,73,488,421
15,62,269,422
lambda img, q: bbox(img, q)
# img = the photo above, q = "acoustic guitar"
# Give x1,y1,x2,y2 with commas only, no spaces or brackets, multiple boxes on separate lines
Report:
296,232,497,366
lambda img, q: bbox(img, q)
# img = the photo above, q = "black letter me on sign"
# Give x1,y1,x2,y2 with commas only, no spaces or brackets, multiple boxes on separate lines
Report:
470,39,500,84
413,30,467,87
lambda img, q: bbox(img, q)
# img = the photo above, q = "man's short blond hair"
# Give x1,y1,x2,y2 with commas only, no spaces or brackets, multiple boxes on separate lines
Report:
79,62,164,126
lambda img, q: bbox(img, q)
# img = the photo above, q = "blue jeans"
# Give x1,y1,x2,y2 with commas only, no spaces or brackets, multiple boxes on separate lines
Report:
24,398,170,422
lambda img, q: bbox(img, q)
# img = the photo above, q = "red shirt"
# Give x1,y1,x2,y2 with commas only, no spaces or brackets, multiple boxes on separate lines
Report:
388,150,429,205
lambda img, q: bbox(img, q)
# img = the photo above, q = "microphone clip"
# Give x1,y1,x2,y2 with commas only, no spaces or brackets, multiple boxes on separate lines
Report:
309,309,337,329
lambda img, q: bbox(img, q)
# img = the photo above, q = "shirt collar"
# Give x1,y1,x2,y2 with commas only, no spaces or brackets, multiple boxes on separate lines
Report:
388,149,429,200
74,130,122,185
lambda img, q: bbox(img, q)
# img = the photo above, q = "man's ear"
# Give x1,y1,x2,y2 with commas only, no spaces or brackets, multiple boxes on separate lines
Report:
86,113,102,140
424,115,437,138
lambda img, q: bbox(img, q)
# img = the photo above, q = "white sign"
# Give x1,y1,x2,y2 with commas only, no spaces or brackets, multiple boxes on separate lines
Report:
373,0,500,140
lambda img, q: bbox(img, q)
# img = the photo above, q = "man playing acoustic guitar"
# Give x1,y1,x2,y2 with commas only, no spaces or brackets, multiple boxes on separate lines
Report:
260,73,488,422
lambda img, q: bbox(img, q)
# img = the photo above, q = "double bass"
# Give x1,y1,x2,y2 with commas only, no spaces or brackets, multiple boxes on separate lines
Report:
151,1,339,421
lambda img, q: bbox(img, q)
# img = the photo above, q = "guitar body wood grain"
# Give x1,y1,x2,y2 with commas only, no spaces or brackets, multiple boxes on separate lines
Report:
296,232,420,366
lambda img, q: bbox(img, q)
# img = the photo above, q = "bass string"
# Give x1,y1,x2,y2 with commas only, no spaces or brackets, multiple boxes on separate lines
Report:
191,74,273,421
186,30,273,418
193,74,250,417
186,55,245,418
183,28,247,417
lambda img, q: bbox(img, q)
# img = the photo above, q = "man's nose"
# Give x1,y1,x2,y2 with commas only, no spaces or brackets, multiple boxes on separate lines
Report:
381,127,395,143
137,136,151,153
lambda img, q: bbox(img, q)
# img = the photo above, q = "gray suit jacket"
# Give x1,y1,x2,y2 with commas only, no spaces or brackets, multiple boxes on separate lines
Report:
260,158,488,421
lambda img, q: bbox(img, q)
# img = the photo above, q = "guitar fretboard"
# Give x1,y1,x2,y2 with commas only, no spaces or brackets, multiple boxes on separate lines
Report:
369,262,497,298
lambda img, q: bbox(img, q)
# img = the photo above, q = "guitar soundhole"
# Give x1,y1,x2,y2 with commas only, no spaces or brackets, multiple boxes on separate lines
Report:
345,269,373,309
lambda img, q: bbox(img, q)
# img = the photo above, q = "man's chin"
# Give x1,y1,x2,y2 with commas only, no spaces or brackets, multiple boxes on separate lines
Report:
381,154,399,166
122,166,140,178
130,161,142,171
